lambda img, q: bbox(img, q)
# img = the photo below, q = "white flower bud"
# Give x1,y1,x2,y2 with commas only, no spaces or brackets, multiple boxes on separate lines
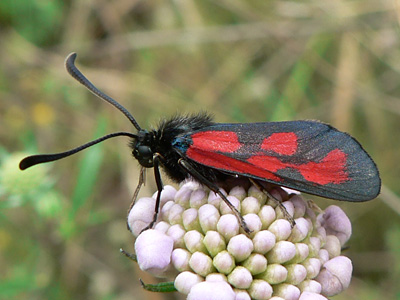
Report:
227,266,253,289
242,196,262,214
285,264,307,285
275,201,295,221
268,219,292,241
303,258,322,279
184,230,207,253
234,289,251,300
187,281,235,300
313,225,327,246
316,256,352,297
308,237,321,257
204,231,226,257
273,283,300,300
183,208,201,231
153,221,170,233
258,205,276,229
297,279,322,294
160,201,175,221
266,241,296,264
220,195,241,215
190,189,208,209
318,249,329,265
248,279,273,300
324,235,341,259
171,248,191,272
173,184,193,206
206,273,227,282
198,204,220,232
217,214,240,241
229,186,247,201
152,185,177,205
135,229,174,277
174,185,191,209
257,264,287,284
227,234,254,262
289,218,311,242
167,224,186,248
242,253,268,275
168,203,184,225
213,250,235,274
208,190,223,207
127,197,155,236
189,251,216,277
290,195,307,218
243,213,262,234
253,230,276,254
174,271,203,295
318,205,352,246
248,185,268,205
287,243,309,264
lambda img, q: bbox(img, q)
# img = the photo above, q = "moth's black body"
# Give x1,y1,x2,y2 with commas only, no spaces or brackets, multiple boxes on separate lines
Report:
133,113,228,182
19,53,381,234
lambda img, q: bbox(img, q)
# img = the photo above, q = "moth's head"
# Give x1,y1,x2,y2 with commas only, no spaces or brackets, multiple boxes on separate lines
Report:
131,130,154,168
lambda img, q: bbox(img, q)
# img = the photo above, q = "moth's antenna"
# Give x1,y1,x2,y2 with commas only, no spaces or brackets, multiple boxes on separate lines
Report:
65,53,142,131
19,132,137,170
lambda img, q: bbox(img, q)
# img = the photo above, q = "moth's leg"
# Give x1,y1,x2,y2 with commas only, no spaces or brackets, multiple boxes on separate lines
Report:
249,178,296,227
140,154,164,233
178,158,251,234
127,166,146,231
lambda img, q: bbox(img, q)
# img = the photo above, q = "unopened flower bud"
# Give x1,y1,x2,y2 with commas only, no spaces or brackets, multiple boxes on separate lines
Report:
174,271,203,295
242,253,268,275
227,266,253,289
217,214,240,240
198,204,220,232
266,241,296,264
182,208,201,231
316,256,352,297
189,251,215,277
187,281,235,300
171,248,191,272
203,231,226,257
227,234,254,262
135,229,173,277
213,250,235,274
257,264,287,284
248,279,273,300
273,283,300,300
285,264,307,285
184,230,207,253
190,188,208,209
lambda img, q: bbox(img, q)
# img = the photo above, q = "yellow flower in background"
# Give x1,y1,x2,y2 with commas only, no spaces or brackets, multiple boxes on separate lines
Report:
32,102,55,127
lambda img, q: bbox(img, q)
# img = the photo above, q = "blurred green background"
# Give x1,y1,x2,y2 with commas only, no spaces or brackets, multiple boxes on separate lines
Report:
1,1,399,299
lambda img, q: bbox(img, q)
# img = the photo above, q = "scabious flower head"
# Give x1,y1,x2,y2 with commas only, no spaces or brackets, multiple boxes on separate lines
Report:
128,180,353,300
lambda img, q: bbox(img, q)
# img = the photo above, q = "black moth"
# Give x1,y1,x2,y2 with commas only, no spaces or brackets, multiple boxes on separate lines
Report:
20,53,381,233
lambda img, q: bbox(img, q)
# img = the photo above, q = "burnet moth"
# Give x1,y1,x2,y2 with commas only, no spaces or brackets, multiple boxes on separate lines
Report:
20,53,381,233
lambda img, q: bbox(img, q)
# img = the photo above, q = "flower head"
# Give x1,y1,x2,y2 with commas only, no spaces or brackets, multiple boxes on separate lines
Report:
129,180,353,299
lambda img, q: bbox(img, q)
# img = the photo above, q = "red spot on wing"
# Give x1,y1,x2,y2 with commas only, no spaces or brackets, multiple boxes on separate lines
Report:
191,131,241,153
186,148,281,181
261,132,298,155
248,149,349,185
